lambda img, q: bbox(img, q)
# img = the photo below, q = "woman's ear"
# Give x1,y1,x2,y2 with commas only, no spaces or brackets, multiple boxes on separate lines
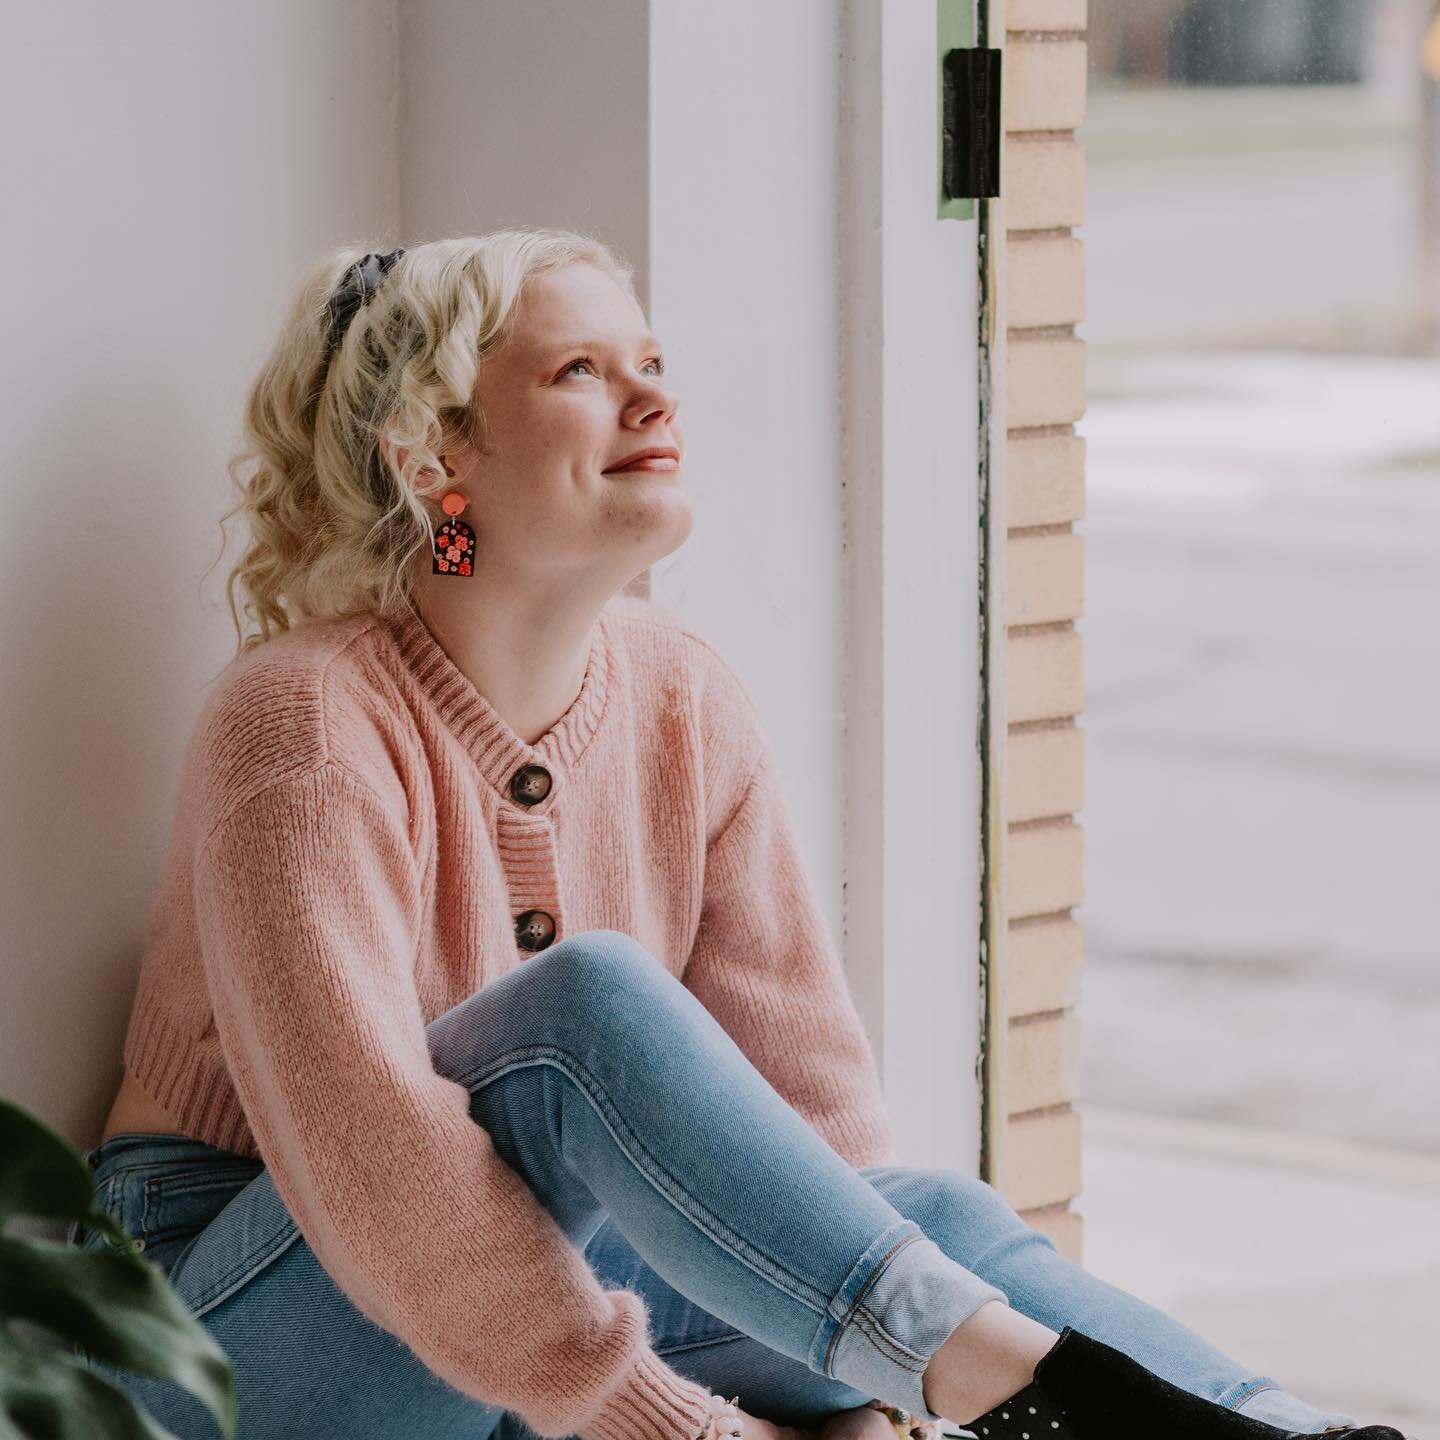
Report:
377,411,460,489
379,417,453,484
377,416,406,479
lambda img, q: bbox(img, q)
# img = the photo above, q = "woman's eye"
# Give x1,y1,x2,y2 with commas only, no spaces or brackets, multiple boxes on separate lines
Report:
561,356,666,378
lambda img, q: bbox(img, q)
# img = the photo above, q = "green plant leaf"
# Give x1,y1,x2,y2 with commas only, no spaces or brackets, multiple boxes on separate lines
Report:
0,1326,186,1440
0,1098,237,1439
0,1237,235,1439
0,1104,99,1228
60,1209,133,1254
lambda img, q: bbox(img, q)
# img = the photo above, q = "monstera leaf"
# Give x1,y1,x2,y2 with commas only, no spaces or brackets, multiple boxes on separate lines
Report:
0,1098,235,1439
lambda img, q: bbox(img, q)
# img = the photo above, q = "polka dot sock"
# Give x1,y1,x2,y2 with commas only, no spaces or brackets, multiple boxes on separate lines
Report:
966,1379,1075,1439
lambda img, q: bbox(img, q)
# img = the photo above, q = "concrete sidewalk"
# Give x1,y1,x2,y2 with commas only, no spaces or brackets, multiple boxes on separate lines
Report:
1071,1103,1440,1438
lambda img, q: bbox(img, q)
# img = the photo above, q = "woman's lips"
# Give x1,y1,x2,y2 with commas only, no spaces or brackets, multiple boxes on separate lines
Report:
606,458,680,473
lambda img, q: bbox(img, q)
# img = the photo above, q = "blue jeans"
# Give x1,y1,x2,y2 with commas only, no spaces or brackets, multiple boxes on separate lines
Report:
70,930,1354,1437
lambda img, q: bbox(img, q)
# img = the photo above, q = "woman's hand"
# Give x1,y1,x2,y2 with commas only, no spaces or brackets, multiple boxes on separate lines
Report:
815,1404,945,1440
732,1404,818,1439
812,1405,897,1440
729,1398,944,1440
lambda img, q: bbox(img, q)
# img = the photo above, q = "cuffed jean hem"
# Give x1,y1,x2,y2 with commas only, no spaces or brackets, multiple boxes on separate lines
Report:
1233,1382,1359,1433
811,1217,1011,1419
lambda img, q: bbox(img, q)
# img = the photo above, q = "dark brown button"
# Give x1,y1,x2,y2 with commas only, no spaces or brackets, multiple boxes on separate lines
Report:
510,764,552,806
514,910,556,952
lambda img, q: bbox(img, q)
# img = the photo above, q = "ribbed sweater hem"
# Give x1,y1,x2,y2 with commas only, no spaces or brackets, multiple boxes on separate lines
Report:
578,1346,713,1440
121,988,256,1156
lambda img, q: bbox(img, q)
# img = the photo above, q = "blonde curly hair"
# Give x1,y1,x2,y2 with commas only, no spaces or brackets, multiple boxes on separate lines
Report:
218,227,638,654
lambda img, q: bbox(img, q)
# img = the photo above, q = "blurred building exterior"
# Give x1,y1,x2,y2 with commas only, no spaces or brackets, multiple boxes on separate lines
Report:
1088,0,1424,89
1080,0,1440,355
1074,1,1440,1431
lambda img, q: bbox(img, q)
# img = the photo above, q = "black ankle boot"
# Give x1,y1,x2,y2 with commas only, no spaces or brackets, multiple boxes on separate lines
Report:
961,1327,1405,1440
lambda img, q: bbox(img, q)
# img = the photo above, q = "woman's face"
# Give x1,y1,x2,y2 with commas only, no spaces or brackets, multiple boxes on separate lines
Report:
448,259,691,594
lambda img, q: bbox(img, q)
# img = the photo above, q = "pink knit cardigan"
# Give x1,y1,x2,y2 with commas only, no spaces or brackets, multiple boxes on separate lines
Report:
117,594,897,1440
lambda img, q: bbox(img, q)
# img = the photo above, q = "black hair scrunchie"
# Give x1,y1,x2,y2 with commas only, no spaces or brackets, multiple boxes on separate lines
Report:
323,248,407,359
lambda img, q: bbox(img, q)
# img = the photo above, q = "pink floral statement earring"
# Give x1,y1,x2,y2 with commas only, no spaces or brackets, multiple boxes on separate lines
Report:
432,480,474,577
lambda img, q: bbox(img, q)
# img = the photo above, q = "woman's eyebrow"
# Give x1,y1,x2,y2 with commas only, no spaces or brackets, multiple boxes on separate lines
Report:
544,335,664,354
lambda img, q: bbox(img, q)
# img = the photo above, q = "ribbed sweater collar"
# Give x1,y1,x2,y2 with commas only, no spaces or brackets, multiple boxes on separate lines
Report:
380,606,613,800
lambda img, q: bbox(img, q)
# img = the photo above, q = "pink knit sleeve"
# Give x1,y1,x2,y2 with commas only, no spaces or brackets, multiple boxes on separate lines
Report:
682,737,898,1171
192,763,711,1440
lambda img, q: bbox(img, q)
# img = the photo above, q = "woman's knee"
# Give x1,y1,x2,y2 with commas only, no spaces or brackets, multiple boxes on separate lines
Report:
867,1165,1046,1271
524,928,678,1017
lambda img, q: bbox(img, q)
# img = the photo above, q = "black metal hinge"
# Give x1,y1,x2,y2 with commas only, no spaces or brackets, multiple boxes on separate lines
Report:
942,46,1002,200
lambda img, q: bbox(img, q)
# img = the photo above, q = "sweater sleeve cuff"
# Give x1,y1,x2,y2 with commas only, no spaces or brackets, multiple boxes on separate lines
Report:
579,1345,715,1440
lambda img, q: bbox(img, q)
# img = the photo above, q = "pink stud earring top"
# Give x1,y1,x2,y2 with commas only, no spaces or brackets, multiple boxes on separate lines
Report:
432,489,474,576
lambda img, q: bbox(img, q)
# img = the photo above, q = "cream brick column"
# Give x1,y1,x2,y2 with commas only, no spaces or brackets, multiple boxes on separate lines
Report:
999,0,1087,1262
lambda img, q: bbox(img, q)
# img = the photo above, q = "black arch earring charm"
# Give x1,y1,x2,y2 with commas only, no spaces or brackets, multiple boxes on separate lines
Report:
432,491,474,577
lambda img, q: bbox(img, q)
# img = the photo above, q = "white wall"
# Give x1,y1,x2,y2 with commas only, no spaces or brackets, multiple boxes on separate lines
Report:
645,3,851,950
1,0,399,1147
840,0,986,1170
398,0,649,284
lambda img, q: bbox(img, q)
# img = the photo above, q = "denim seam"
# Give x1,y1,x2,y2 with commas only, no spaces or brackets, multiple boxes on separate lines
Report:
821,1231,925,1376
140,1170,262,1249
183,1211,304,1317
141,1168,262,1199
1218,1377,1284,1411
843,1308,929,1372
655,1330,750,1358
460,1042,835,1315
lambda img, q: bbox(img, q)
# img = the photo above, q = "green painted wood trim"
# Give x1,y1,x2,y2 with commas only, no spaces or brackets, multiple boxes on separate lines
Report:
938,0,979,220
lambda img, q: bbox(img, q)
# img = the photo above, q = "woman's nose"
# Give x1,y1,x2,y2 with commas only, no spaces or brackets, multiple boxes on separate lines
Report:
631,381,678,421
